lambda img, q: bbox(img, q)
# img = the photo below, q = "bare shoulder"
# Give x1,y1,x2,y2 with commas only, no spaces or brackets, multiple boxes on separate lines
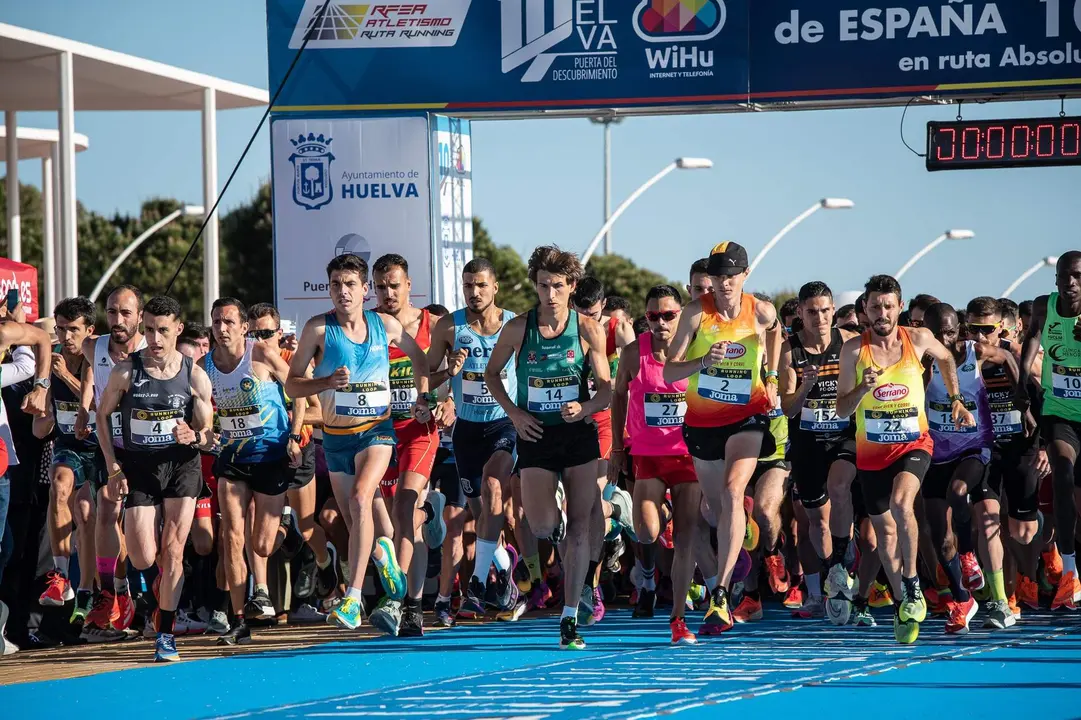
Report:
753,296,777,323
838,328,859,343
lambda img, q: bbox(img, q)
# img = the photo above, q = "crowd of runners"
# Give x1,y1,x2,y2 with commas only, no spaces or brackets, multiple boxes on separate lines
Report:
0,241,1079,662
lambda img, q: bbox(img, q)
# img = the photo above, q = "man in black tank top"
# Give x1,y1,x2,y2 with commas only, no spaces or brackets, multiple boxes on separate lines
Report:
94,296,215,663
778,282,863,624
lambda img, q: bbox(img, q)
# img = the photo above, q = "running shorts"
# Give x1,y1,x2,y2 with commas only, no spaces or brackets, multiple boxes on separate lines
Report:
452,417,517,499
985,435,1040,521
922,449,990,501
791,438,856,510
683,414,772,462
1041,415,1081,488
214,454,294,497
288,442,317,491
195,452,218,520
632,453,697,486
858,449,931,517
380,419,439,499
122,446,202,508
432,449,466,509
52,445,107,491
322,420,396,476
517,421,600,473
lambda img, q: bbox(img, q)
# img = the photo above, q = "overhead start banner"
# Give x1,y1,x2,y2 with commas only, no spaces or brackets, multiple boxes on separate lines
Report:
266,0,1081,113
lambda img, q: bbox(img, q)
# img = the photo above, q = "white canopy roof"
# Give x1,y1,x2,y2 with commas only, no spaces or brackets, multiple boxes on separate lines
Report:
0,125,88,160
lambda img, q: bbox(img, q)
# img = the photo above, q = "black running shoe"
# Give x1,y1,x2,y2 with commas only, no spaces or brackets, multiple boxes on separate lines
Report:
399,604,424,637
293,545,318,599
633,588,657,618
279,511,305,560
559,616,585,650
217,622,251,646
245,589,275,620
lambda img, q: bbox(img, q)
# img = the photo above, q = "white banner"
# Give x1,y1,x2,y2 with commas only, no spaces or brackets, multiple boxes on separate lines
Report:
271,116,432,329
433,115,473,310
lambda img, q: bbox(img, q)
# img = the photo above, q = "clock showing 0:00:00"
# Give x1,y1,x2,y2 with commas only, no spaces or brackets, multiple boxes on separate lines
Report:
926,117,1081,171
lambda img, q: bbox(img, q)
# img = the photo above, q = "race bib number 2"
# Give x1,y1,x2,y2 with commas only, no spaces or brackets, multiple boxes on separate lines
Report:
696,367,752,405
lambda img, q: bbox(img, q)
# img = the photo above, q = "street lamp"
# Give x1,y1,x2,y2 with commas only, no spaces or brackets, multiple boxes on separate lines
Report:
89,205,205,303
745,198,854,280
1001,256,1058,298
581,157,713,266
589,116,623,255
894,229,975,280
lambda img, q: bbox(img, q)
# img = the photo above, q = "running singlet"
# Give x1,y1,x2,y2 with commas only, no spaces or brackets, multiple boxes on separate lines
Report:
982,339,1024,442
685,293,770,428
314,311,392,434
52,350,95,450
515,309,589,426
93,335,147,447
119,353,194,451
627,331,688,457
926,340,993,462
789,329,852,444
451,308,517,424
761,401,789,464
280,348,314,446
388,309,430,423
1040,292,1081,422
205,340,291,463
854,328,934,471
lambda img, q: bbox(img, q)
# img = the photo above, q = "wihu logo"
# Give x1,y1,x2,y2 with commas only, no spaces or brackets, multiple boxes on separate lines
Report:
500,0,617,83
634,0,724,76
289,133,335,210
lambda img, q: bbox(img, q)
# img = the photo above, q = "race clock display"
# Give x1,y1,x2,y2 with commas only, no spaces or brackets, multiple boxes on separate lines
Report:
926,116,1081,171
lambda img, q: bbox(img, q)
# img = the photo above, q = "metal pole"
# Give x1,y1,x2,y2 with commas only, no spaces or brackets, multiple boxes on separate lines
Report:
895,233,948,281
603,121,611,255
58,50,78,296
582,162,677,266
745,203,821,280
90,209,184,303
42,155,55,313
202,87,220,323
51,143,62,298
5,111,20,262
1001,260,1052,299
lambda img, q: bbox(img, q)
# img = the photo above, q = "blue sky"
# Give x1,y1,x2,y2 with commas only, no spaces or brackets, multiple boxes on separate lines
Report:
3,1,1078,308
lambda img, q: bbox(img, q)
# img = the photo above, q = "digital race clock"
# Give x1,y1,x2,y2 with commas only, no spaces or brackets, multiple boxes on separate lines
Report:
926,116,1081,172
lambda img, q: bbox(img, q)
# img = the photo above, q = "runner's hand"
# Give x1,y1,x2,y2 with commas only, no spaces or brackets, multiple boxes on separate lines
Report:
446,348,469,378
951,400,975,430
21,386,47,416
561,401,587,423
509,407,543,442
174,420,197,445
1032,448,1051,480
329,365,350,390
607,449,626,486
704,341,729,367
412,395,432,424
75,406,91,439
435,397,456,430
765,381,779,410
1013,385,1031,415
287,439,302,468
1023,411,1038,438
801,364,820,389
858,367,878,394
106,466,128,502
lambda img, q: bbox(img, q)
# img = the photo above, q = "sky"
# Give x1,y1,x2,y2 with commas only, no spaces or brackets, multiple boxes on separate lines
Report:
2,1,1079,310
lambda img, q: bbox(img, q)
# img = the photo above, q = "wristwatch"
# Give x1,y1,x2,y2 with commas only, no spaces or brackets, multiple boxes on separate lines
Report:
948,393,965,404
33,377,50,390
289,433,303,443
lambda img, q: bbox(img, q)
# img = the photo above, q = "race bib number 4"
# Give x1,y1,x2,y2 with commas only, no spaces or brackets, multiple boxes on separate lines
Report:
527,375,579,413
218,405,264,441
463,370,498,406
928,400,978,434
644,392,686,427
863,408,922,444
129,409,182,447
696,367,752,405
334,382,390,419
800,399,849,433
55,400,94,436
1051,364,1081,400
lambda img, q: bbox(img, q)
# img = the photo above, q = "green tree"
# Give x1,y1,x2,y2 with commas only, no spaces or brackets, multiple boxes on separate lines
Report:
472,216,534,314
220,182,274,304
585,253,682,318
771,287,798,310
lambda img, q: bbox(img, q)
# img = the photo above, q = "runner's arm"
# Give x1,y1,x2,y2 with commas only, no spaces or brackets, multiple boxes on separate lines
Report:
613,319,635,359
1017,296,1047,409
834,338,865,419
259,345,307,437
32,387,55,439
778,341,805,418
579,316,612,415
96,362,131,472
1,346,35,387
484,315,525,418
189,364,216,449
662,301,704,384
0,321,51,413
285,315,330,400
757,299,782,377
426,313,455,390
916,327,966,408
610,338,638,452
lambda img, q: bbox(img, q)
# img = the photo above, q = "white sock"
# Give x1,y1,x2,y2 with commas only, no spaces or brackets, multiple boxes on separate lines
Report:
806,573,822,599
493,545,512,572
255,583,269,596
53,556,69,576
1062,552,1078,576
114,577,129,594
472,539,498,587
561,604,578,620
704,575,719,592
436,594,451,605
346,586,364,601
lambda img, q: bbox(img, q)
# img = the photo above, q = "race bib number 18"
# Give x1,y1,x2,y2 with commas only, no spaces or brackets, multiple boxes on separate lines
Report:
218,405,264,441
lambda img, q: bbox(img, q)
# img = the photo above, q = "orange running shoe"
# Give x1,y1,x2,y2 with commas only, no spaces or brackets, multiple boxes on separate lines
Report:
1043,546,1064,586
764,553,790,594
742,496,760,551
1016,574,1040,610
733,594,763,623
39,570,73,607
936,563,950,589
960,552,985,592
868,582,894,609
1051,571,1080,611
86,590,118,629
925,586,953,617
114,592,136,630
782,586,803,609
670,616,697,645
1007,594,1022,620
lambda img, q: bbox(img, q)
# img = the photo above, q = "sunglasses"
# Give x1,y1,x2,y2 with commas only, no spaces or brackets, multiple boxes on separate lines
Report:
909,319,924,327
646,310,679,322
967,323,1000,336
248,328,280,340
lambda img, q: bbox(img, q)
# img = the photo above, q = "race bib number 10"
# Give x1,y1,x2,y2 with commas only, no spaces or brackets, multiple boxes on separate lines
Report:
1051,364,1081,400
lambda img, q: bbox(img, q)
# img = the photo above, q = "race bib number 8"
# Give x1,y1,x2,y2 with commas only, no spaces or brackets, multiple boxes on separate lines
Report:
334,381,390,419
129,409,182,447
799,399,848,433
644,392,686,427
463,370,497,406
1051,364,1081,400
696,367,752,405
928,400,977,434
527,375,579,413
219,405,264,441
864,408,921,444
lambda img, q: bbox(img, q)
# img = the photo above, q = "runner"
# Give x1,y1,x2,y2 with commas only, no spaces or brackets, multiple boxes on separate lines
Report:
201,298,303,645
94,295,215,662
285,253,431,632
907,294,940,328
485,245,611,650
611,284,702,644
836,275,974,644
76,286,145,638
1016,251,1081,610
663,241,781,635
778,281,859,624
686,258,713,302
428,258,521,621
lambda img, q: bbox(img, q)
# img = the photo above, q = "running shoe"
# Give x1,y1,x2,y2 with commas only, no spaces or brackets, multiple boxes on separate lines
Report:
316,545,340,598
850,601,877,627
634,588,657,618
868,581,894,608
578,585,597,627
80,625,127,643
459,577,487,618
398,602,424,637
983,599,1016,629
782,586,804,609
494,544,521,611
592,587,606,623
825,596,851,626
899,580,927,624
893,611,919,645
328,595,365,630
114,592,135,631
742,496,760,551
605,535,626,574
279,507,305,559
434,600,456,627
496,597,528,622
944,596,978,635
764,552,790,594
293,545,319,600
551,482,567,545
86,590,117,630
687,583,708,611
1042,546,1064,587
796,596,826,620
1016,573,1040,610
670,616,697,646
71,589,94,624
155,633,179,662
960,551,985,592
700,587,733,635
0,601,16,656
175,608,208,635
733,594,763,623
559,616,586,650
527,581,553,612
925,586,952,617
422,491,447,549
374,537,407,601
245,589,275,621
1008,594,1022,620
825,563,856,601
39,571,73,607
514,554,534,594
608,487,635,542
289,603,328,624
1051,570,1081,611
370,597,403,637
209,611,230,635
217,622,251,646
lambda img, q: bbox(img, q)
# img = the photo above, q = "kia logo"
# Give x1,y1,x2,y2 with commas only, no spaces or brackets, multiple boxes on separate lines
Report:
726,343,746,359
873,383,909,402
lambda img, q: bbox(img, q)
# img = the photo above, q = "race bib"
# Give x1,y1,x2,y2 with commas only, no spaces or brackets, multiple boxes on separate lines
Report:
55,400,94,436
218,405,264,441
799,399,849,433
129,409,182,447
928,400,978,434
111,411,122,438
990,403,1023,437
863,408,921,444
390,383,418,416
696,367,752,405
334,381,390,419
1051,364,1081,400
462,370,498,406
644,392,686,428
527,375,579,413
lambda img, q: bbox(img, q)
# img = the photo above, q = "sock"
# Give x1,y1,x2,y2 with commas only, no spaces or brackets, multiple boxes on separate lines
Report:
436,594,451,605
403,595,420,610
585,560,599,589
219,593,231,613
525,554,542,583
53,556,70,576
609,502,622,524
317,552,332,570
604,518,614,536
642,569,657,592
372,541,389,568
96,556,115,591
472,539,498,587
853,595,868,610
830,535,850,566
806,572,822,600
704,575,719,592
1063,553,1078,576
255,583,269,597
493,545,511,572
561,605,578,620
944,554,971,602
114,577,129,595
158,609,176,634
346,586,364,601
988,569,1007,601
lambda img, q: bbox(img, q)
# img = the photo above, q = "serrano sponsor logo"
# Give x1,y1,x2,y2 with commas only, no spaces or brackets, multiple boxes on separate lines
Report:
873,383,909,402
